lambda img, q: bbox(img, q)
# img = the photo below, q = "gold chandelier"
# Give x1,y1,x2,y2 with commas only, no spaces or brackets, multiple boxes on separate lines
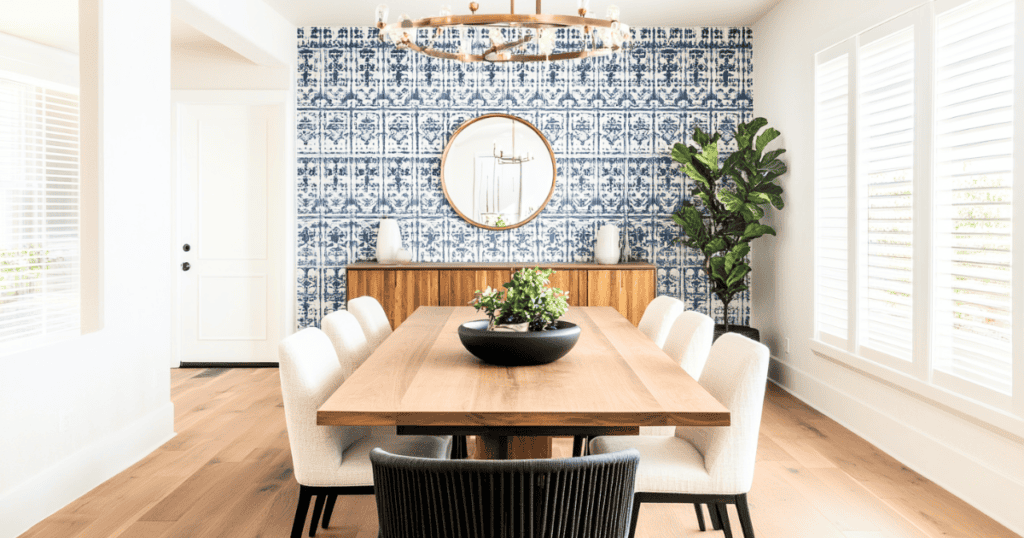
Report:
374,0,631,63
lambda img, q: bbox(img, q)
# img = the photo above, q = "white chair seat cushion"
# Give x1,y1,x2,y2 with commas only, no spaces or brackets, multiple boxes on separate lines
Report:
638,426,675,436
316,427,450,488
589,434,726,495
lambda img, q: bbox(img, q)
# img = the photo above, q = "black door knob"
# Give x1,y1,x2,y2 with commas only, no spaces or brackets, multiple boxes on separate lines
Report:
183,243,191,252
182,262,191,271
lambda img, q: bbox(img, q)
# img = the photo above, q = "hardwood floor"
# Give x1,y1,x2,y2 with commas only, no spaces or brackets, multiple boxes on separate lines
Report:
19,367,1020,538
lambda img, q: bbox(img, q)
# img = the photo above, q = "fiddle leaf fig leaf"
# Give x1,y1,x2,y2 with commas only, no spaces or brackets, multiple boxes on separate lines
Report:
740,203,764,222
717,189,744,212
671,143,694,165
724,243,751,274
709,256,727,281
726,264,751,287
694,141,720,172
741,223,776,241
755,127,780,154
704,237,728,256
763,148,787,163
748,191,773,205
682,163,711,189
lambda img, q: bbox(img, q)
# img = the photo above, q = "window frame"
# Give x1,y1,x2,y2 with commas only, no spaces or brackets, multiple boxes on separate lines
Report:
0,71,82,356
811,0,1023,418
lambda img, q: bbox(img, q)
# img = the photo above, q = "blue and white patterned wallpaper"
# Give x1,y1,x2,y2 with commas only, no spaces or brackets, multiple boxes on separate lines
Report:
296,26,753,329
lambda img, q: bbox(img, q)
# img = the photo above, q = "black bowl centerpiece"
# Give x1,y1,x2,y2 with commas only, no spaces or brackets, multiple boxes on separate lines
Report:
460,268,580,366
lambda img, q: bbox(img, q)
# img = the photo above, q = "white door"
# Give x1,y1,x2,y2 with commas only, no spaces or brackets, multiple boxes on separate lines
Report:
177,103,283,363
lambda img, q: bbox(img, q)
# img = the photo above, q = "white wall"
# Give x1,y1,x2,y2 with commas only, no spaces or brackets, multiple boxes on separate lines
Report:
752,0,1024,535
0,0,174,536
171,44,289,90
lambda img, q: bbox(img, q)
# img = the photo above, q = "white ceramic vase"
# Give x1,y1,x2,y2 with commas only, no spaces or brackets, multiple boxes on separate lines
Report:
376,218,402,264
594,224,620,265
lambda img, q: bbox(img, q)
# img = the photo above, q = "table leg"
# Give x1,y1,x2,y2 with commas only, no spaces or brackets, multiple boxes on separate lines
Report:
476,435,552,459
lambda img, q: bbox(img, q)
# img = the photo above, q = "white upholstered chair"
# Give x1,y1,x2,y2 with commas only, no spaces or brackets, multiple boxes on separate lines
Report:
321,309,372,378
637,295,687,348
347,296,392,352
640,310,716,437
278,328,450,538
590,333,770,538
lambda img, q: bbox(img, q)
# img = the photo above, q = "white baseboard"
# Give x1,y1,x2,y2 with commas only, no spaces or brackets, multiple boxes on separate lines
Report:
769,357,1024,537
0,402,175,538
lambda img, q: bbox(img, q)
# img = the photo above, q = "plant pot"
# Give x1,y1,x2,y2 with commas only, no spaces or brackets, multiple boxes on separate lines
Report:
457,320,581,366
713,324,760,343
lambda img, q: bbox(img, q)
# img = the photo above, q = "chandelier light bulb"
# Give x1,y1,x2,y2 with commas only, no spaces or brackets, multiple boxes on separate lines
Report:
577,0,590,15
375,4,390,25
606,4,620,21
490,28,506,47
458,25,472,57
398,13,411,24
439,4,452,17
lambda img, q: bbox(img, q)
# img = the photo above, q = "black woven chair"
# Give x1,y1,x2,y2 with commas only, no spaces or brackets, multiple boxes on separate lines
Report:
370,448,640,538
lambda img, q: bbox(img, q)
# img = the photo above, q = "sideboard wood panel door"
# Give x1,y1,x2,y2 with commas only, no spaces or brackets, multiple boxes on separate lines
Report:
392,270,439,327
547,269,588,307
347,269,396,325
439,270,511,307
587,270,655,326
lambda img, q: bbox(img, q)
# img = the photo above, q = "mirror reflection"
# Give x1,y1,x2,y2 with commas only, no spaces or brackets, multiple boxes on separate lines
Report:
441,115,556,230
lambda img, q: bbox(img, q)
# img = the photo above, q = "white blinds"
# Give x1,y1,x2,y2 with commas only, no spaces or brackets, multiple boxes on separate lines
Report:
933,0,1014,394
0,77,80,351
815,55,850,342
858,28,915,361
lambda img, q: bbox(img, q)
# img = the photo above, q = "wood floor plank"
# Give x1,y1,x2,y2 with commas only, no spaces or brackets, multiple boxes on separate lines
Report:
16,369,1020,538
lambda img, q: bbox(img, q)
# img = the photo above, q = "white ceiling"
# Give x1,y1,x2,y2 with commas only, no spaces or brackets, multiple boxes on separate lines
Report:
0,0,781,56
262,0,783,28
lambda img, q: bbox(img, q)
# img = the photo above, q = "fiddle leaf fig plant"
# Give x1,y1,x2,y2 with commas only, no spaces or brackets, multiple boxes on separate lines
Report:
470,268,569,331
671,117,787,330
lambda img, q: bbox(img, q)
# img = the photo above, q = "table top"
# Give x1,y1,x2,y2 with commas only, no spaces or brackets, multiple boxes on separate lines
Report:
317,306,730,428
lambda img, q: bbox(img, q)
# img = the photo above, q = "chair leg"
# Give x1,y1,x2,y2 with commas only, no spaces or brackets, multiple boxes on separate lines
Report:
290,486,313,538
693,503,706,532
735,494,755,538
628,494,642,538
708,503,723,530
308,494,326,537
572,435,588,457
717,503,733,538
321,495,337,529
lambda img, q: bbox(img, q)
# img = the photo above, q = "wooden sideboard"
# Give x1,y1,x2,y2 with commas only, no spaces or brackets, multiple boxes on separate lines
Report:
346,262,657,329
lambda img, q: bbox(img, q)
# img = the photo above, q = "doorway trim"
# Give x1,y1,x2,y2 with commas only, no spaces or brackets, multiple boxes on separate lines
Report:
170,90,295,368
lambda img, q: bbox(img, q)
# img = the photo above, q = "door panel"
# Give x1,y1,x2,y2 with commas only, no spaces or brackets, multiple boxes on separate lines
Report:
179,103,283,363
546,269,588,307
587,270,655,326
393,270,439,327
440,270,510,307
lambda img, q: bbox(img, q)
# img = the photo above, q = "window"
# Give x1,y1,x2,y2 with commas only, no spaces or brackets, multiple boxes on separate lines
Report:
859,27,916,363
815,54,850,344
813,0,1017,406
0,76,80,353
933,0,1015,395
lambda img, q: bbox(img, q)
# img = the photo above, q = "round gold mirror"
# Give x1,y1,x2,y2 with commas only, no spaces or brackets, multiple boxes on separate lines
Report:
441,114,556,230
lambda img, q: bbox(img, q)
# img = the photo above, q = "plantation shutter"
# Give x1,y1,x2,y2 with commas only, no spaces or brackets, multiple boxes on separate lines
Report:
0,77,80,351
933,0,1014,394
815,54,850,343
858,27,915,362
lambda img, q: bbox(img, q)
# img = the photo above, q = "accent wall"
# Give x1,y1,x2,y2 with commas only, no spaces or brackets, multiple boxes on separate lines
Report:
295,26,753,328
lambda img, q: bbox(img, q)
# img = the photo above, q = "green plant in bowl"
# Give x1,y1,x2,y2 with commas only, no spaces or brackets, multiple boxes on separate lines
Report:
470,268,569,331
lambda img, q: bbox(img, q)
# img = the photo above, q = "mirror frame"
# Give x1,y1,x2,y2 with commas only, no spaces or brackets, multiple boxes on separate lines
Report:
440,113,557,231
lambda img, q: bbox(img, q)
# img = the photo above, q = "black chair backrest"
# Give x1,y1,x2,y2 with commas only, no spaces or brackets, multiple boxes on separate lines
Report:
370,448,640,538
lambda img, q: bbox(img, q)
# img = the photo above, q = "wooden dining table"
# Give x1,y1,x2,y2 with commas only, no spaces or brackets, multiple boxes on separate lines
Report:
317,306,730,459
